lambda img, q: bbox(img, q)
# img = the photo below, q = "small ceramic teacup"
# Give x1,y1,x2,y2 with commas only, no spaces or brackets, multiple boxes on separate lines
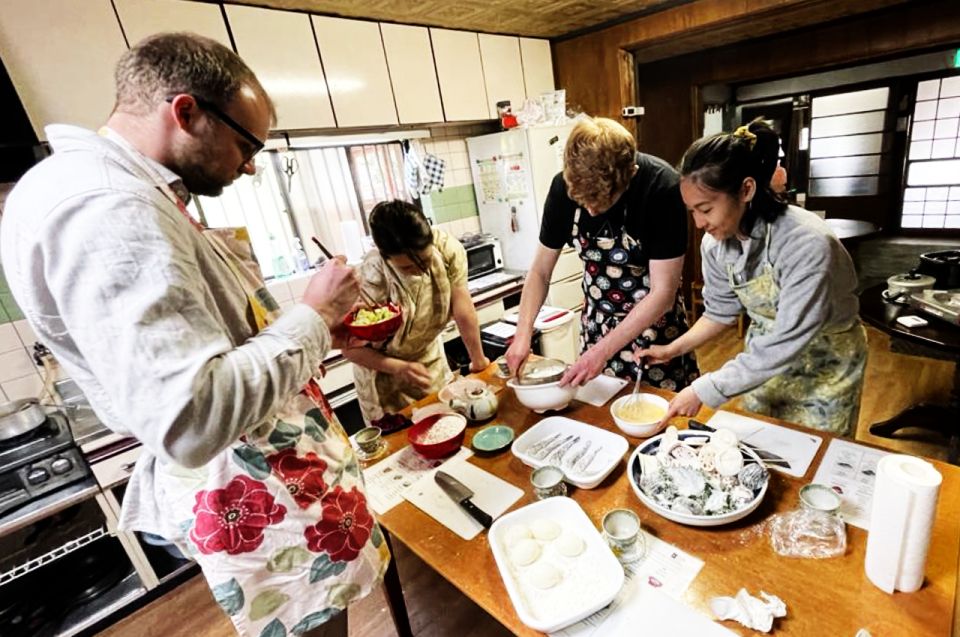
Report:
530,465,567,499
602,508,645,563
799,483,842,515
355,426,383,456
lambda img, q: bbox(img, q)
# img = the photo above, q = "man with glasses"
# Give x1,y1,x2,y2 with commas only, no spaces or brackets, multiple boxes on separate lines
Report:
1,33,387,637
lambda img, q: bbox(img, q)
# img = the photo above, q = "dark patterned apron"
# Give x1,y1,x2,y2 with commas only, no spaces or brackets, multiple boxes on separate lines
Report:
571,207,699,389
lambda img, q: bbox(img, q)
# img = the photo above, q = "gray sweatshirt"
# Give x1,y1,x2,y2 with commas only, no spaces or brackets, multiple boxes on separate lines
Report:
690,206,860,408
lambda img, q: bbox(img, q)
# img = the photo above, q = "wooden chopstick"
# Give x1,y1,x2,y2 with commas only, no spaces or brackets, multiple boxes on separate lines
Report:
310,236,379,307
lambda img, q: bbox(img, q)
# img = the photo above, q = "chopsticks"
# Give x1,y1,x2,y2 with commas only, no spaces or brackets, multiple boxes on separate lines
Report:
310,236,379,307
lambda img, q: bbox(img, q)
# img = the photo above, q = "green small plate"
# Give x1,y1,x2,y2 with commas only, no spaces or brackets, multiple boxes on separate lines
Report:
472,425,515,453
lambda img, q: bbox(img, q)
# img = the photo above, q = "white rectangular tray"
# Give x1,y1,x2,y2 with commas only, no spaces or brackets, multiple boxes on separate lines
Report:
512,416,628,489
489,497,625,633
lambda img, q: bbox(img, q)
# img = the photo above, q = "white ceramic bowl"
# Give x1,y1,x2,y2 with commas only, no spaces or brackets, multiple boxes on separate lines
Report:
627,430,769,527
610,393,670,438
507,378,577,413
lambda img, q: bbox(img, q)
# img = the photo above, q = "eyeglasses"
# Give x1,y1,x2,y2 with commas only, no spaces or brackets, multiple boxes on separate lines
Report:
165,94,265,159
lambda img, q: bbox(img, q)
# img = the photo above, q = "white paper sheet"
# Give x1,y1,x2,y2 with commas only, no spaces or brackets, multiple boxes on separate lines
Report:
553,532,706,637
361,446,472,515
812,438,890,530
706,410,823,478
575,375,629,407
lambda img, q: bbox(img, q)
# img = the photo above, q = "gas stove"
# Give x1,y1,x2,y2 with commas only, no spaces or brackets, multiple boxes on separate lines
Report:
0,411,91,517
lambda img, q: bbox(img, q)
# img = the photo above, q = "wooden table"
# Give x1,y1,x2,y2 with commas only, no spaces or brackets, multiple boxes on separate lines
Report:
373,369,960,636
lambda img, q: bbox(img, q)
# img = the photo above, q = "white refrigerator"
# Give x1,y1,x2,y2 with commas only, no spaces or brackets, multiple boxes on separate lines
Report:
467,124,574,272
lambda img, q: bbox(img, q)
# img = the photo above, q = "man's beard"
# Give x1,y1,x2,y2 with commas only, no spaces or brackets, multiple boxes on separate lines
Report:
174,142,232,197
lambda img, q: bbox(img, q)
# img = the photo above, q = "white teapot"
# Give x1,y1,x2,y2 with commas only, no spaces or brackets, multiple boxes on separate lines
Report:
440,379,498,422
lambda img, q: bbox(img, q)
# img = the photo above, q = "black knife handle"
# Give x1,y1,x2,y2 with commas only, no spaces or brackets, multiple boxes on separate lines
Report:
687,419,714,432
461,499,493,528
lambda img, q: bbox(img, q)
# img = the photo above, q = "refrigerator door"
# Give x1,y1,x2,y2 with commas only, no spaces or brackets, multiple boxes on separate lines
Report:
467,129,539,272
467,123,575,273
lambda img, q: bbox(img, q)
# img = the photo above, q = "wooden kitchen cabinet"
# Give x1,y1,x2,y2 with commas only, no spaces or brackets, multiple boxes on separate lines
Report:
0,0,127,140
113,0,231,48
430,29,489,122
380,23,444,124
225,5,336,130
311,16,398,128
519,37,555,101
479,34,526,119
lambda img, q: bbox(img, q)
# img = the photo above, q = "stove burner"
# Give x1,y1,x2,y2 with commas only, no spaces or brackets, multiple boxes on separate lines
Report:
0,418,59,452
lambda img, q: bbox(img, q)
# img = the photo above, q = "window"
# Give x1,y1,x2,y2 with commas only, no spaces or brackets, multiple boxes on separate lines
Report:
902,76,960,229
190,141,411,278
808,87,889,198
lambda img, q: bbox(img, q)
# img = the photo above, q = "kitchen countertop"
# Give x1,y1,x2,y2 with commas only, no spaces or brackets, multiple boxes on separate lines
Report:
373,366,960,636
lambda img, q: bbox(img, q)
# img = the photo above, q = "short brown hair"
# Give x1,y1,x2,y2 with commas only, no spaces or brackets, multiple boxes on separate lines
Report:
563,117,637,208
113,32,276,123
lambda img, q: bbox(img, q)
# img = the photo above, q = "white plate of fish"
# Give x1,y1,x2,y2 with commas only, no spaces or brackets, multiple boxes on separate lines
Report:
627,427,770,527
511,416,629,489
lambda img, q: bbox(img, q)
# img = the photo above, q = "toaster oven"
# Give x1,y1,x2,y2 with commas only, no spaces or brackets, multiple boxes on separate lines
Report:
466,238,503,280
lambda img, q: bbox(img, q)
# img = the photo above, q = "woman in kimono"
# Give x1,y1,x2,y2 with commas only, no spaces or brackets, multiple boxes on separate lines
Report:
345,200,489,422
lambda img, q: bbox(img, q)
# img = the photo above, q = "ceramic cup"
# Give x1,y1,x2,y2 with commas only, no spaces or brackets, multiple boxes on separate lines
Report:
799,483,842,515
355,426,383,456
602,508,645,563
530,465,567,499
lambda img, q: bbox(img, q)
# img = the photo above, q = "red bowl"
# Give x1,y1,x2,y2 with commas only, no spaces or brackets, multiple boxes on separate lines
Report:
407,413,467,459
345,302,403,341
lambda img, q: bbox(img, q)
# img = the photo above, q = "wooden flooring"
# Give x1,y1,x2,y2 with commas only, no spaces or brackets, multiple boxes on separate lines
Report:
97,325,956,637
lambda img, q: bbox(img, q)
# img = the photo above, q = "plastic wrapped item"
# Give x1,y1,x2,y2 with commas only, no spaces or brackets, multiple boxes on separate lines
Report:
768,508,847,558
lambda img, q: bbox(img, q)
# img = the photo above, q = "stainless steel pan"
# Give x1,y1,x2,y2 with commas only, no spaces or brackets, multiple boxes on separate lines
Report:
0,399,47,441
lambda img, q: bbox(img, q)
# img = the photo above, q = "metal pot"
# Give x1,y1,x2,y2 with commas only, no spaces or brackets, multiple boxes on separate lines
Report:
0,399,47,441
883,272,936,303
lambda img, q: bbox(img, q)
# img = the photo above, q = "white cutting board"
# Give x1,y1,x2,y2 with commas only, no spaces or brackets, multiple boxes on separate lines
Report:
575,375,629,407
706,410,823,479
403,457,524,540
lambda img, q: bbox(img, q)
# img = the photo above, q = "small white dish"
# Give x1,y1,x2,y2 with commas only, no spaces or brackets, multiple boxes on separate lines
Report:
511,416,628,489
489,497,624,633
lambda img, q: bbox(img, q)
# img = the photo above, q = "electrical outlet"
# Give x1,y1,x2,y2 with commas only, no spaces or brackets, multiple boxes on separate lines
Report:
621,106,645,118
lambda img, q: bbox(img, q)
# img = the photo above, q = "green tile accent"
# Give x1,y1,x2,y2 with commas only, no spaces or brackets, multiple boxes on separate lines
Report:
433,204,459,224
0,264,22,323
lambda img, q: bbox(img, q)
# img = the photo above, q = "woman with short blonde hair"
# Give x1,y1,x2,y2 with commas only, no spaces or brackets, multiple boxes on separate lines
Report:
507,116,699,390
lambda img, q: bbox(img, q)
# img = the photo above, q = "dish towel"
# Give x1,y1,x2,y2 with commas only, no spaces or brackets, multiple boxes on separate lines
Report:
420,153,446,194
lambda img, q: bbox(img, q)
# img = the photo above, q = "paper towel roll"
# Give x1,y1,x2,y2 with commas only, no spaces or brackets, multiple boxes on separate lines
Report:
864,454,942,593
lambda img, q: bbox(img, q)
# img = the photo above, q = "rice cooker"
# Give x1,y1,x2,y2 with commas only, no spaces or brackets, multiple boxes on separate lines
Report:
884,272,936,302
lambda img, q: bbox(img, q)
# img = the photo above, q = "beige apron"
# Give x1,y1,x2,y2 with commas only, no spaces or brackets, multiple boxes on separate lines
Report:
354,244,455,423
730,222,867,435
103,131,389,637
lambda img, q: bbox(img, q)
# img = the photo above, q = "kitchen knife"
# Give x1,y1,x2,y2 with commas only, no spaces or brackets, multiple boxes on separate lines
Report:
687,419,792,469
435,470,493,528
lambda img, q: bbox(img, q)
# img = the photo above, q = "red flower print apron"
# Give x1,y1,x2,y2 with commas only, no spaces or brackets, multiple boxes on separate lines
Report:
106,134,389,637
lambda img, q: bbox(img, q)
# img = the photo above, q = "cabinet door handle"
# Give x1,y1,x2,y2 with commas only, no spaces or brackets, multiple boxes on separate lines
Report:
121,461,136,472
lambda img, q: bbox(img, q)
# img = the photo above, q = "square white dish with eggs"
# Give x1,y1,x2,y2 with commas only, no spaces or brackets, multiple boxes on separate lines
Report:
489,497,625,633
511,416,628,489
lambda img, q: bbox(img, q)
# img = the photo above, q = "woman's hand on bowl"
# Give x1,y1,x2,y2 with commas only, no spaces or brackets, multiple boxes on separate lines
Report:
559,347,605,386
660,386,703,426
397,360,433,390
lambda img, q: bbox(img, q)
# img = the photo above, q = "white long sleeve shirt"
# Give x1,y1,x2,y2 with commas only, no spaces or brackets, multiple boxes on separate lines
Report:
1,125,329,535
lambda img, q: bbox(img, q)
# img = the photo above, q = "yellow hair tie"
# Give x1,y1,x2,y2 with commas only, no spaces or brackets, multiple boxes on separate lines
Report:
732,125,757,150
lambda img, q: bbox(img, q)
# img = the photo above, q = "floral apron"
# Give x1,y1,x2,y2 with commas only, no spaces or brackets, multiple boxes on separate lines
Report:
730,223,867,435
107,134,389,637
353,248,454,423
572,207,699,389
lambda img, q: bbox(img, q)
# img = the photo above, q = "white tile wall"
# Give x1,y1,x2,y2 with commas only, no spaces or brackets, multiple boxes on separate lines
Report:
0,318,44,402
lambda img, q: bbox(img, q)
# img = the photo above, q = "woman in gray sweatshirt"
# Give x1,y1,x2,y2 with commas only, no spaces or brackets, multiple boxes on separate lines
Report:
638,119,867,434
